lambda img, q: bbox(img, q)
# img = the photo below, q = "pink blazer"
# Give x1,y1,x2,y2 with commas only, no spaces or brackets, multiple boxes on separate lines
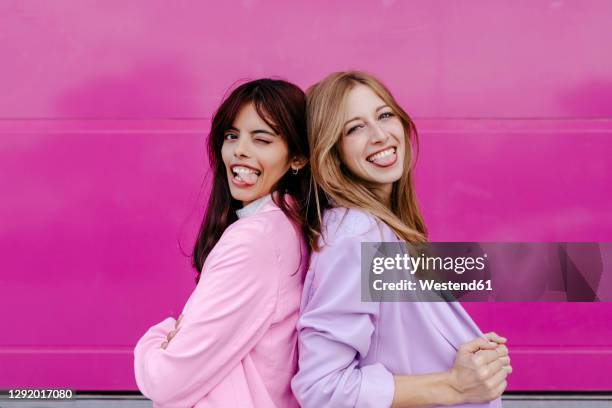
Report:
134,198,307,407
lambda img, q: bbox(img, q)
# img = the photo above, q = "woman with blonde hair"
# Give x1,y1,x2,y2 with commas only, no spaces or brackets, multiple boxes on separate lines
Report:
292,71,512,407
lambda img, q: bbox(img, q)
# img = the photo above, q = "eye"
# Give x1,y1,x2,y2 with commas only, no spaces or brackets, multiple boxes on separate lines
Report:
224,133,238,141
255,138,272,144
346,124,364,135
379,111,395,120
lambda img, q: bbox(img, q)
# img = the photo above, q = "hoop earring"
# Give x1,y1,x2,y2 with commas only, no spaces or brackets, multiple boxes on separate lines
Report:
292,167,299,175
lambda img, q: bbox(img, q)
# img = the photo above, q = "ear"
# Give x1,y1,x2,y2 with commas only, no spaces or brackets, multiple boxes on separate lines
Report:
290,156,308,171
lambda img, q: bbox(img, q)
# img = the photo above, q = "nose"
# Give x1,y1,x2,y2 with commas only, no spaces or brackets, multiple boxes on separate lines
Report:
369,121,388,144
233,135,250,158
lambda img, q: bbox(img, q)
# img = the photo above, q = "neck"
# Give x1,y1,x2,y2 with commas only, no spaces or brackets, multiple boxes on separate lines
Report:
372,183,392,208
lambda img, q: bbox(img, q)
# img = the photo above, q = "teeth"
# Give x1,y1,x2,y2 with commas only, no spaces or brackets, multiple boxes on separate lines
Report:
367,147,395,162
233,166,257,174
232,166,260,176
231,165,260,185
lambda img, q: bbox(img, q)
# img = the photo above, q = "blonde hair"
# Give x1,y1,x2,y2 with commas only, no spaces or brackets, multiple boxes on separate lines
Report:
306,71,428,250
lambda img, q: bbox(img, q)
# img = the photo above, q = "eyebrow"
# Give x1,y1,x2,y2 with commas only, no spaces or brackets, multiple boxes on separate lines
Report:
343,105,390,127
227,126,278,136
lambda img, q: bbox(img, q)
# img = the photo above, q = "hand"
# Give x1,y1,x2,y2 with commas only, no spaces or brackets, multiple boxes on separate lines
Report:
477,331,511,373
482,331,507,345
161,314,184,350
478,331,510,367
448,334,512,404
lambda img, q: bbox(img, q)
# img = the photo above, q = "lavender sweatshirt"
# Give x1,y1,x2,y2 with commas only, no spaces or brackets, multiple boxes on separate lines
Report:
291,207,502,408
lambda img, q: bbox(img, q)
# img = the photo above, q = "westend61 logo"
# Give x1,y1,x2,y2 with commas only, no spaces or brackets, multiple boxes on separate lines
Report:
361,242,611,302
371,253,488,275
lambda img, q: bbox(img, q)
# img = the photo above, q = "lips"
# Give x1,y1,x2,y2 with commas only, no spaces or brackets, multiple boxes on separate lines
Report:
366,147,397,167
230,164,261,186
366,147,396,162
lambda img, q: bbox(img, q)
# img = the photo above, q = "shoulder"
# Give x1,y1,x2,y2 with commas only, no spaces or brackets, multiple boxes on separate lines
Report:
223,214,269,241
209,216,275,266
203,215,286,285
222,207,301,254
320,207,384,246
253,206,302,245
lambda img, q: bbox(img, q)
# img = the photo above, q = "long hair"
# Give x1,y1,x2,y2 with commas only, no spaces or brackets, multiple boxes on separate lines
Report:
192,79,310,283
306,71,427,250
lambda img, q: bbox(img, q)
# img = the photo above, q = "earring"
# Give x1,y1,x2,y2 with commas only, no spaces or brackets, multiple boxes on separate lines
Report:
292,167,299,175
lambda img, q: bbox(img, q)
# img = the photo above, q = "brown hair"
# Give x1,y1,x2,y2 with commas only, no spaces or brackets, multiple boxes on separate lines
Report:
306,71,427,250
192,79,310,283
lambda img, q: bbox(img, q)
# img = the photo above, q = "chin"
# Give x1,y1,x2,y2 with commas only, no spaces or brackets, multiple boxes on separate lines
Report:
371,170,403,184
374,177,401,185
228,189,250,203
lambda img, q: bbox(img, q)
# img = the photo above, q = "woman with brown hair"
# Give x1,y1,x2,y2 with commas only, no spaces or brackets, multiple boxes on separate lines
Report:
292,71,512,408
134,78,310,407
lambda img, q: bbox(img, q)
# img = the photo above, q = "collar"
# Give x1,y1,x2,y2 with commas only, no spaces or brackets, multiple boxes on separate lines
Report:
236,194,273,219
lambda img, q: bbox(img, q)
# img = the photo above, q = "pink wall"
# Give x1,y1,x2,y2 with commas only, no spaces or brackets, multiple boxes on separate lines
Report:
1,0,611,391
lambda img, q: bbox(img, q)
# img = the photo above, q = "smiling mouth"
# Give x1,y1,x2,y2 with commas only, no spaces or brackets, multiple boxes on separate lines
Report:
231,165,261,185
366,147,396,162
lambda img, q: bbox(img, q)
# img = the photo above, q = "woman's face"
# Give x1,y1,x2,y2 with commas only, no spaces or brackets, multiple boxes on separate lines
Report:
221,103,292,206
338,84,406,199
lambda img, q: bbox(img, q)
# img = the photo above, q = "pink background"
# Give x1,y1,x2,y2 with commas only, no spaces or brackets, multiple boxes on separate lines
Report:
1,0,611,391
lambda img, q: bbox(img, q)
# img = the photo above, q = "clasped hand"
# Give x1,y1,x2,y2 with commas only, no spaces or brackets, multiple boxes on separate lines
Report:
161,314,184,350
449,332,513,403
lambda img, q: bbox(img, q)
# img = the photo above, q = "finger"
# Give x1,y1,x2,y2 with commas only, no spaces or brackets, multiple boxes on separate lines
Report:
486,363,510,389
475,349,502,365
482,359,512,382
166,329,178,341
491,378,508,399
496,356,511,366
484,332,507,344
462,337,498,353
176,314,184,328
484,356,507,376
161,341,169,349
494,344,509,358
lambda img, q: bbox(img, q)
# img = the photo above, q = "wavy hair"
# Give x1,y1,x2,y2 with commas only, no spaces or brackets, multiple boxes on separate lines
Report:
306,71,427,250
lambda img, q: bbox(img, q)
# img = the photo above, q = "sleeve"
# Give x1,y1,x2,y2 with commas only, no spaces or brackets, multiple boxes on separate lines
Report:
133,219,280,407
291,215,395,408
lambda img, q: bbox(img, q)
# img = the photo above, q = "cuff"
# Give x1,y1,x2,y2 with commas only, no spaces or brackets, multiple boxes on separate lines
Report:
357,363,395,408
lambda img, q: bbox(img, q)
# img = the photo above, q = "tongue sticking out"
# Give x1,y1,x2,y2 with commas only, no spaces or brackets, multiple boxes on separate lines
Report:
371,151,396,166
238,172,259,185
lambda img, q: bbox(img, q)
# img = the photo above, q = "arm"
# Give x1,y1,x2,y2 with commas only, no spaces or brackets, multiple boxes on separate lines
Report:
291,217,395,408
391,372,459,408
134,219,279,407
291,212,510,408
